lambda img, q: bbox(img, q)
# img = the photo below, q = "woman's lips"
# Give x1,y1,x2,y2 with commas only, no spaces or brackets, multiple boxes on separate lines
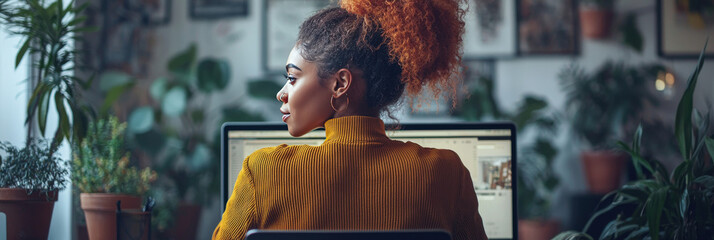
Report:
282,114,290,122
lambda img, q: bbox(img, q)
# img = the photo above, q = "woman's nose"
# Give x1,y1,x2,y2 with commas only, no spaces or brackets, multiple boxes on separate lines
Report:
276,89,287,103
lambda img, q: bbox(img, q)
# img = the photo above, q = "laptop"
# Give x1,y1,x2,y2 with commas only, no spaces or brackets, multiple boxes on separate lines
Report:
221,121,517,240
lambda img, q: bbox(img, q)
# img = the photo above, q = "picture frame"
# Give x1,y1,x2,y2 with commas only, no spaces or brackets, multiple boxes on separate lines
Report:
517,0,579,56
262,0,334,73
99,0,163,75
463,0,518,59
190,0,249,19
657,0,714,59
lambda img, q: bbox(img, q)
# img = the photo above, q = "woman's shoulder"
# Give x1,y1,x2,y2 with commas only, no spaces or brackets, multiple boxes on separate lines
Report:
244,144,318,165
396,140,463,165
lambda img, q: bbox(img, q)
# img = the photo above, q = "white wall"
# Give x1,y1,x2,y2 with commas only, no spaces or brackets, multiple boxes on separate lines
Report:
0,16,29,147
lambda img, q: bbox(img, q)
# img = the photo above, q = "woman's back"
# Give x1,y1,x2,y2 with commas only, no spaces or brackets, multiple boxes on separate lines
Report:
214,116,486,239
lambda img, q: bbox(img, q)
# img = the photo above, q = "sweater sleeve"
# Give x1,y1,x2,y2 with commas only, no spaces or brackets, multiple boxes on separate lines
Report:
452,166,488,240
213,156,257,240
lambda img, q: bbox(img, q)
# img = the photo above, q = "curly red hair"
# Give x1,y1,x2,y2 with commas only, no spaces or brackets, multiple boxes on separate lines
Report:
341,0,467,104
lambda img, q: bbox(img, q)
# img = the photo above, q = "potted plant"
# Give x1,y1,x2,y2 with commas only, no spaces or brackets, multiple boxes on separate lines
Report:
122,43,263,239
579,0,615,39
560,61,664,194
0,1,94,239
555,42,714,240
72,116,156,239
518,135,561,240
0,140,68,239
510,97,562,240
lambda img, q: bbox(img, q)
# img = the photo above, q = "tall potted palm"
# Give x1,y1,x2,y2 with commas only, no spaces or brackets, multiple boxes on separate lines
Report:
72,116,156,239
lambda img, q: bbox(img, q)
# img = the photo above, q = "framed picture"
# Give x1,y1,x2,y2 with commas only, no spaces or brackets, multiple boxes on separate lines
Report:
463,0,518,59
262,0,334,73
99,0,162,75
657,0,714,58
190,0,249,19
517,0,579,55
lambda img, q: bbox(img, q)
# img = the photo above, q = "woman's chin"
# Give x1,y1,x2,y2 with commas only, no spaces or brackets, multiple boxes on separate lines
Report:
287,124,313,137
287,126,304,137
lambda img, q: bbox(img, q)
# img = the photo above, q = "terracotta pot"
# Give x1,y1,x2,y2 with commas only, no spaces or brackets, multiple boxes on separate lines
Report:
80,193,141,240
0,188,57,240
167,203,202,240
518,219,560,240
579,8,613,39
581,151,627,194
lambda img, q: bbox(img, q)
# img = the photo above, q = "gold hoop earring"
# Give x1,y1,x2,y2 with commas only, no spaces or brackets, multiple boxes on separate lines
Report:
330,95,350,112
330,96,338,111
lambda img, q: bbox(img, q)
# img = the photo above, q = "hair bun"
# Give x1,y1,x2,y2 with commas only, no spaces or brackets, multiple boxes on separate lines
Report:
341,0,466,102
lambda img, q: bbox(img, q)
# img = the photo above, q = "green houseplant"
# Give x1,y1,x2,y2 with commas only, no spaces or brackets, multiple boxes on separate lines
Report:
0,0,93,239
72,116,156,239
556,42,714,240
0,0,96,149
579,0,615,39
0,140,68,239
560,61,664,194
124,43,266,239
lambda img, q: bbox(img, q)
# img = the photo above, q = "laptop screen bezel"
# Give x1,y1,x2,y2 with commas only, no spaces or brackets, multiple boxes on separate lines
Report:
221,121,517,239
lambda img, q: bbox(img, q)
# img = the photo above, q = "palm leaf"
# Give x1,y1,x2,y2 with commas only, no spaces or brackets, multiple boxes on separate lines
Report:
675,39,708,161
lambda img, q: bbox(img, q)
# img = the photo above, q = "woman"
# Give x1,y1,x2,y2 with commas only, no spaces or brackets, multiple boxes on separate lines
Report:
214,0,487,239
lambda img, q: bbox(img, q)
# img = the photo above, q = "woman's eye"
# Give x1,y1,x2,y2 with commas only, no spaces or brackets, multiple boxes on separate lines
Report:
283,74,297,84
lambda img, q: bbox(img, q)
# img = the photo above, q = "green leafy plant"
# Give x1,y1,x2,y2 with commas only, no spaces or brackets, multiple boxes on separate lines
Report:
0,140,68,195
559,42,714,240
71,116,156,195
121,43,267,233
453,62,561,220
560,61,665,150
127,43,235,205
518,133,560,219
619,13,643,53
0,0,96,150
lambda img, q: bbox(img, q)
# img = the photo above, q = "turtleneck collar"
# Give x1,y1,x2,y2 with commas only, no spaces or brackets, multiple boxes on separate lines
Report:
323,116,390,143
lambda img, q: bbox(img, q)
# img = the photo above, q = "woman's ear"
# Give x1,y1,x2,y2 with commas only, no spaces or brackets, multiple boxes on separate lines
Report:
332,68,352,97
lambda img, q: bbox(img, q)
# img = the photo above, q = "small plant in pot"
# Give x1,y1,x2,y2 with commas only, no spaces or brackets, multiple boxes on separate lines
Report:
560,61,665,194
579,0,615,39
0,140,68,239
72,116,156,239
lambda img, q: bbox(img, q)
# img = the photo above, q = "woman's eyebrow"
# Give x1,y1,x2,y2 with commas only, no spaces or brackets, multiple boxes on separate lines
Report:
286,63,302,72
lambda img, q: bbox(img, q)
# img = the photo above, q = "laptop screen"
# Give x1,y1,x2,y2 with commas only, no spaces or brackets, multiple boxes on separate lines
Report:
221,122,516,240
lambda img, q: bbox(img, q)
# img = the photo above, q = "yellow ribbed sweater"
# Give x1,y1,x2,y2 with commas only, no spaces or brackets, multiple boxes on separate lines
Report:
213,116,487,240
